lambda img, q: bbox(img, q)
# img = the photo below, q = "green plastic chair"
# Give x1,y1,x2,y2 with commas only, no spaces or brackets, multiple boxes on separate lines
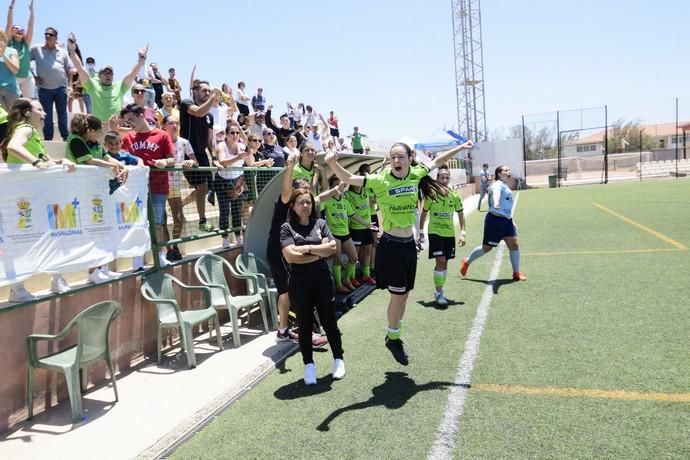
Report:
235,252,279,329
194,254,269,348
26,300,122,422
140,272,223,369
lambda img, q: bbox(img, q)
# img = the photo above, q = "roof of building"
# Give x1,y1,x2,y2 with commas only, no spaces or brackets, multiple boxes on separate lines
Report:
566,121,690,145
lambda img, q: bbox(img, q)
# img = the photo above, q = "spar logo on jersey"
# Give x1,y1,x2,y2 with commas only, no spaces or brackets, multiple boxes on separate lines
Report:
388,185,417,196
47,197,83,236
16,198,33,230
115,195,145,229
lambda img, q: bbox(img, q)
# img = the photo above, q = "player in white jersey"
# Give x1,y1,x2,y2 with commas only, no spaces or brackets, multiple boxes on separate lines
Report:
460,165,526,281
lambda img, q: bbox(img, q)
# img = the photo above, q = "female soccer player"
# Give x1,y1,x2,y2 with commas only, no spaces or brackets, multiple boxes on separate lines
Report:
460,165,526,281
418,165,466,306
325,140,473,365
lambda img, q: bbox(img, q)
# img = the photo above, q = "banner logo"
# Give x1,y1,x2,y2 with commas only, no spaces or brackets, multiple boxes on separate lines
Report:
16,198,33,230
47,197,82,236
116,195,145,229
91,197,105,225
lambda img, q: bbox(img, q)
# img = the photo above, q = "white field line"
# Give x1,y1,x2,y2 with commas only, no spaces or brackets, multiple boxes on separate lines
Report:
428,193,520,459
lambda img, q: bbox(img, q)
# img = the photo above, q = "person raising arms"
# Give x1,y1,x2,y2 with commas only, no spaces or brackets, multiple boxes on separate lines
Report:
325,139,473,365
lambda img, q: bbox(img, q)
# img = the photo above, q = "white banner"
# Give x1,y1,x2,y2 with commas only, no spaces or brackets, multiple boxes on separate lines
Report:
0,165,151,286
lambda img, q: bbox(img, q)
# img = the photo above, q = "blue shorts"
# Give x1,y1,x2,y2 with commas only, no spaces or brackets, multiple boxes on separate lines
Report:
151,193,167,225
483,212,517,247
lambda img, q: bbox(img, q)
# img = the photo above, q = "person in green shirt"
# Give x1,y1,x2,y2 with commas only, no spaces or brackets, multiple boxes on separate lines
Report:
65,113,127,283
1,98,76,302
5,0,34,99
325,139,474,365
418,165,466,307
292,141,320,191
67,40,148,122
321,175,376,293
345,163,377,285
347,126,367,154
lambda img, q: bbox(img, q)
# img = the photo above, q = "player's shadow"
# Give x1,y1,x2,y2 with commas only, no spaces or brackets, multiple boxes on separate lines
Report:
462,278,516,294
316,372,461,432
416,299,464,310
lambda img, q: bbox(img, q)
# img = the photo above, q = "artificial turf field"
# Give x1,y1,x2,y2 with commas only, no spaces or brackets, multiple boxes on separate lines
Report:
172,178,690,459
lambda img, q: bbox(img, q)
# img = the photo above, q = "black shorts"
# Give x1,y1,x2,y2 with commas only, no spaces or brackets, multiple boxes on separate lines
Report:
483,212,517,247
427,234,456,260
371,214,379,226
334,233,352,243
350,228,374,246
330,127,340,138
352,148,364,154
183,169,213,188
375,233,417,294
268,256,289,295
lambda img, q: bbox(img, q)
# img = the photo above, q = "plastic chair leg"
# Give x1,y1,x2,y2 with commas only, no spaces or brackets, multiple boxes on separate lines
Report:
157,324,162,364
27,367,34,419
105,354,119,402
230,308,241,348
214,315,223,351
259,300,270,333
80,367,88,394
182,323,197,368
64,368,84,422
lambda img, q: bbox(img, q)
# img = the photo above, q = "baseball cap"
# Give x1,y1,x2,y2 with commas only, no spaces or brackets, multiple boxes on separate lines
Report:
99,65,114,74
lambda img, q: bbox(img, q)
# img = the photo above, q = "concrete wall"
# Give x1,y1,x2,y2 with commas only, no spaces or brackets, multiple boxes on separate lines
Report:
0,248,244,433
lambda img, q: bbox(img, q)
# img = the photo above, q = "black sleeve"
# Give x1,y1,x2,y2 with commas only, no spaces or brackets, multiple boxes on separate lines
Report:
280,223,296,248
266,109,279,132
69,138,92,162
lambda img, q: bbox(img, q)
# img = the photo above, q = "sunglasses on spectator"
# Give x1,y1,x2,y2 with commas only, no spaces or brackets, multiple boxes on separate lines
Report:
249,139,260,142
264,132,275,136
44,32,57,37
228,131,241,135
132,89,146,94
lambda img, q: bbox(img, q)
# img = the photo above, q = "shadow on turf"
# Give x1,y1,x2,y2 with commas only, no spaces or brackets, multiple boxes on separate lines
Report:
463,278,517,294
416,298,464,310
315,372,463,432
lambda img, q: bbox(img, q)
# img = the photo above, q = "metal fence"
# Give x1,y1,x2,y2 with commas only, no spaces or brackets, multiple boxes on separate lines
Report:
520,98,690,188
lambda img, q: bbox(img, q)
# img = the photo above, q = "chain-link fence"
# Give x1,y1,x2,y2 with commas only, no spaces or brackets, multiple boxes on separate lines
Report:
521,98,690,188
149,166,284,266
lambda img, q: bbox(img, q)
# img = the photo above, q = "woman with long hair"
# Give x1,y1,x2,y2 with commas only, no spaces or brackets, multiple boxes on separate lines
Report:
325,140,473,365
162,114,196,261
418,165,466,306
345,163,377,285
291,141,319,191
212,122,248,246
1,98,76,301
280,187,343,385
460,165,526,281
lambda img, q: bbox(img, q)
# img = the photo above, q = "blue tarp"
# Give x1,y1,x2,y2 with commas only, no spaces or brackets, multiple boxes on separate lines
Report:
414,130,468,152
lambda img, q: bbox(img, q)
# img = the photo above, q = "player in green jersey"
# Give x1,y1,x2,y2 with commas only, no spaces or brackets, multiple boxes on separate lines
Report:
345,163,377,285
322,175,377,293
292,141,320,191
418,165,466,307
325,140,474,365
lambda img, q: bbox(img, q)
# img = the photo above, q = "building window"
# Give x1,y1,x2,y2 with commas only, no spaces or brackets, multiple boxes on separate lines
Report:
576,144,597,153
659,139,666,148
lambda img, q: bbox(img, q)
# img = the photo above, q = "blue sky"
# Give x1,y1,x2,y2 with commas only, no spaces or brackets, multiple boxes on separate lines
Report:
12,0,689,144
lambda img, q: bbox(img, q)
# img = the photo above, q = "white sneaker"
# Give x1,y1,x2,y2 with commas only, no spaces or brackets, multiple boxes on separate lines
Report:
132,256,145,271
332,359,345,380
159,253,172,267
434,291,448,307
50,275,71,294
304,363,317,385
222,238,230,248
88,269,110,284
9,283,38,302
100,266,121,278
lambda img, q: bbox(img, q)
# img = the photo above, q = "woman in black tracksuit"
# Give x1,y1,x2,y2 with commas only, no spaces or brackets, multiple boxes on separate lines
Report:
280,188,344,385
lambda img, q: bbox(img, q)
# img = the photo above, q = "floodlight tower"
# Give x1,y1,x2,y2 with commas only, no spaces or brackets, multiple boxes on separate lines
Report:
451,0,487,142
